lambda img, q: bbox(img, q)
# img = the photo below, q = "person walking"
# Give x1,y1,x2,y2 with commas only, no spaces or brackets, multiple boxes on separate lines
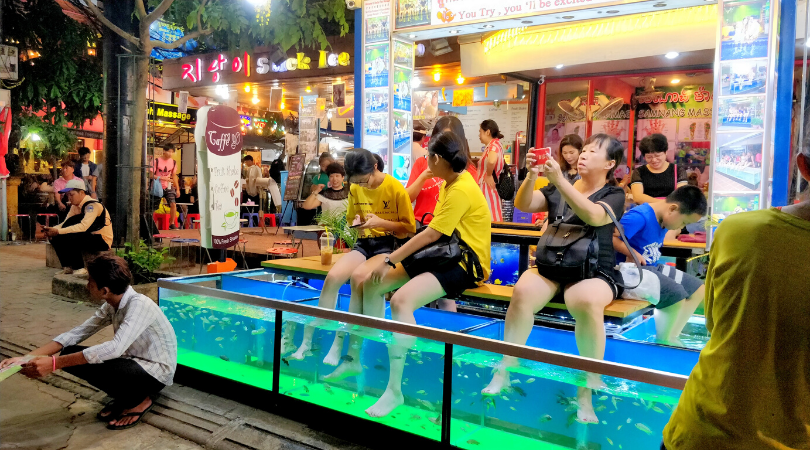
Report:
477,119,505,222
151,144,180,229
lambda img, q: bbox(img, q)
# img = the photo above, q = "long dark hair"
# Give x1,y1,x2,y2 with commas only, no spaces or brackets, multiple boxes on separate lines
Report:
344,148,384,180
558,134,584,172
583,133,624,186
432,116,473,169
428,131,468,172
480,119,504,140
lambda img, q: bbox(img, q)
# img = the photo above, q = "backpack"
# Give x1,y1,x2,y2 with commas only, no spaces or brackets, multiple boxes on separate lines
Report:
493,159,515,200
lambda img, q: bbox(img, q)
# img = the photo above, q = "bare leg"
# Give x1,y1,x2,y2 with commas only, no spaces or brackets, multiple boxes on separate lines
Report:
366,272,445,417
482,270,559,395
654,284,705,345
564,278,614,424
169,202,177,228
289,251,367,362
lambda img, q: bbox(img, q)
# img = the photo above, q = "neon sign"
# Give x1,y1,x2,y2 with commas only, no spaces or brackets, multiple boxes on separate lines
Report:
182,50,350,83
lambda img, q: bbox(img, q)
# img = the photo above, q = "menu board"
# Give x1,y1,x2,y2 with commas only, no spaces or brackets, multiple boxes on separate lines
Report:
454,102,529,156
283,154,306,201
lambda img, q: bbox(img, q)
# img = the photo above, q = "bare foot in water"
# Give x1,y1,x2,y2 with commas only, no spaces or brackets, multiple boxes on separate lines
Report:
482,368,511,395
576,387,599,424
324,359,362,381
288,341,311,361
323,336,344,366
366,388,404,417
585,372,607,391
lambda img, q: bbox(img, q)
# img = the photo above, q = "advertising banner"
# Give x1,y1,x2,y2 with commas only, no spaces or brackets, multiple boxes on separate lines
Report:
194,106,243,249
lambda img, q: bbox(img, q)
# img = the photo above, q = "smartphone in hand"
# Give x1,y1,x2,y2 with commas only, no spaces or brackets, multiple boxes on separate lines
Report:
532,147,552,166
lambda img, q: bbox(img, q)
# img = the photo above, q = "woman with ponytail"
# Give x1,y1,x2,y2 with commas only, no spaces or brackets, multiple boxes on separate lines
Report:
478,119,506,221
328,131,492,418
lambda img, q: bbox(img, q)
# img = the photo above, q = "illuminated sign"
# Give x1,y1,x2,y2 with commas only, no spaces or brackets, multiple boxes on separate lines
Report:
148,102,198,125
182,51,350,83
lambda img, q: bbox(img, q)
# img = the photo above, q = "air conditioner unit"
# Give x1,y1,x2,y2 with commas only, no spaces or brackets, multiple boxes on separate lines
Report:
429,39,452,57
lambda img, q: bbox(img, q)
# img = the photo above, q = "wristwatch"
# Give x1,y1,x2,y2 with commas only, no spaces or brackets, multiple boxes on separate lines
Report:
384,257,396,268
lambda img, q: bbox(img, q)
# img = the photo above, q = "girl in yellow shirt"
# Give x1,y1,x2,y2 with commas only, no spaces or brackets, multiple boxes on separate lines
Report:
286,149,416,364
326,131,492,418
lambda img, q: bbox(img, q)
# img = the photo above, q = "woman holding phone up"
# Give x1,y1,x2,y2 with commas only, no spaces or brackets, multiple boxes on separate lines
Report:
326,131,491,417
286,149,416,364
483,134,627,425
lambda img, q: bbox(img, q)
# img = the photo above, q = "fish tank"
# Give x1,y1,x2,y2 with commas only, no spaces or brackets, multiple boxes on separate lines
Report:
159,269,697,449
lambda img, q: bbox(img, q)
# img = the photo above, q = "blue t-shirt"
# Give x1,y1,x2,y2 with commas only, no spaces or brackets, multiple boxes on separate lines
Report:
618,203,667,265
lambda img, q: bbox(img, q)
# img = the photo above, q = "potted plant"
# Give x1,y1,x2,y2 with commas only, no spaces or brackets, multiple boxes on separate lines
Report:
115,240,177,302
315,209,358,252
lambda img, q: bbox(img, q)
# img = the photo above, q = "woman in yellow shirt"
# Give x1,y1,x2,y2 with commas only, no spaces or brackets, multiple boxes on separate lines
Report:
663,150,810,450
287,149,416,364
325,131,491,418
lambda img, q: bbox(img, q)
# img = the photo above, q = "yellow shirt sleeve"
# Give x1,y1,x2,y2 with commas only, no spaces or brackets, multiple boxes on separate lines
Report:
534,176,550,190
428,185,470,237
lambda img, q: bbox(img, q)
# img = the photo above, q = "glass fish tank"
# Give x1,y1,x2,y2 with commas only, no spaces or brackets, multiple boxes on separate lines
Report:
159,269,700,449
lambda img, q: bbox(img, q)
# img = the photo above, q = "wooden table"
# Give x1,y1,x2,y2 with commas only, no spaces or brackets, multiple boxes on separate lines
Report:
491,228,543,274
662,236,707,271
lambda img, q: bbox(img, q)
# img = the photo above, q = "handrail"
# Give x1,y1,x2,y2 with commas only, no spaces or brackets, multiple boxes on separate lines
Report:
158,278,689,391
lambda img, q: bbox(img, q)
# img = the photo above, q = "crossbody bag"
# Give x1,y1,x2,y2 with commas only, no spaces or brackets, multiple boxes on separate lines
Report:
401,213,486,283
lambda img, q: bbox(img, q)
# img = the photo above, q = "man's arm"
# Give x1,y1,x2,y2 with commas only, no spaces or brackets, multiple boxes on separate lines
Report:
57,202,102,235
81,299,157,364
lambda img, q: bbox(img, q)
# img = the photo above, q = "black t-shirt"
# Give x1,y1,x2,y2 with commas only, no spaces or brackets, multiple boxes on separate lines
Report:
541,183,626,279
630,163,686,198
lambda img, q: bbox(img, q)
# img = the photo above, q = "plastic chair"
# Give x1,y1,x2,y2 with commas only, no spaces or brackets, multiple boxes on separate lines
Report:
185,214,201,229
153,213,170,231
241,212,259,227
266,247,299,260
14,214,32,241
37,213,59,228
262,214,276,227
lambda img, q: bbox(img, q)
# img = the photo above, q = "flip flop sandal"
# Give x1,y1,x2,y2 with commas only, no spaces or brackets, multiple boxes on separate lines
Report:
106,402,154,431
96,402,124,421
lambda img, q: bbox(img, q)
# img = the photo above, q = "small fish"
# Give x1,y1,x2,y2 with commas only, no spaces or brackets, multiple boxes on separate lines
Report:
181,330,187,334
160,306,168,311
509,406,517,411
526,378,535,384
598,395,608,401
635,423,653,435
602,420,607,425
417,390,427,395
303,385,309,393
500,258,505,263
565,404,577,412
179,313,187,320
181,339,186,343
595,404,607,412
281,358,290,366
617,425,622,430
501,396,509,401
539,414,552,423
219,355,229,361
251,327,266,335
511,379,520,385
234,321,241,326
466,440,480,445
416,361,424,365
611,397,619,410
470,392,477,397
201,318,210,325
454,399,461,404
417,399,435,411
221,317,231,323
664,403,673,411
323,384,333,394
243,326,248,332
230,335,238,342
511,386,527,397
208,315,218,322
428,416,441,426
626,418,632,424
606,437,614,446
218,343,224,348
207,325,216,332
632,402,640,406
185,306,194,311
404,378,408,382
373,365,385,371
494,279,502,285
567,412,578,428
410,414,422,421
362,365,369,370
340,355,354,363
652,406,664,414
215,337,224,341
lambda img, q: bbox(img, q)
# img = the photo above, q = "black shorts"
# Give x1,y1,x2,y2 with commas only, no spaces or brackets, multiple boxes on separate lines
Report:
403,262,478,299
646,264,703,309
162,187,176,204
353,235,398,259
537,268,625,302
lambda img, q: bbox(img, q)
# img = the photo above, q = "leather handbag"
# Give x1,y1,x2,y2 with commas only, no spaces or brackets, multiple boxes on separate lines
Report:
494,161,515,200
402,213,486,283
534,197,642,289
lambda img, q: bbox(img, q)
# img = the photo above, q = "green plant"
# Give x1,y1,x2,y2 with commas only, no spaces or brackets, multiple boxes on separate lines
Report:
115,240,176,284
315,209,358,250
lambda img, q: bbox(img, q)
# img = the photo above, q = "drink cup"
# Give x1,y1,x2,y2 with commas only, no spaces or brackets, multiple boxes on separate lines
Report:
532,147,552,166
320,246,333,265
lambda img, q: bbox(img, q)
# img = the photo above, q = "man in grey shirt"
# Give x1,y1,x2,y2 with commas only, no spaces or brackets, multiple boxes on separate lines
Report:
0,254,177,430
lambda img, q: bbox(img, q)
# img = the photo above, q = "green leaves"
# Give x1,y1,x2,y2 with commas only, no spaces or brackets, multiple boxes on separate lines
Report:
115,239,176,284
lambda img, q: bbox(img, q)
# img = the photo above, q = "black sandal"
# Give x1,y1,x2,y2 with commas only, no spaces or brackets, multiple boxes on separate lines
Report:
96,402,124,421
106,402,153,430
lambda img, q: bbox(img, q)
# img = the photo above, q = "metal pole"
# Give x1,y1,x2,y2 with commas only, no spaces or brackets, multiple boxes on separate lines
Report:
772,0,797,207
0,178,7,241
440,342,454,445
798,0,810,202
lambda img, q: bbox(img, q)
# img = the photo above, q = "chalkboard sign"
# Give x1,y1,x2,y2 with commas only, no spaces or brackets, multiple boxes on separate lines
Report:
283,154,306,201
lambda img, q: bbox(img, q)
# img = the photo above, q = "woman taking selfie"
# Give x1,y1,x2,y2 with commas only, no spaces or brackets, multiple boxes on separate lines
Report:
477,119,506,221
483,134,627,425
286,149,415,364
325,131,490,417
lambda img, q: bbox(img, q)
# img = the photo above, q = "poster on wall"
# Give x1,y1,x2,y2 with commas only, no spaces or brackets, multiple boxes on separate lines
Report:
364,0,391,43
717,96,765,130
393,110,411,154
544,90,588,155
713,131,763,192
720,0,770,61
364,44,389,89
193,105,243,249
395,0,430,28
393,68,412,111
365,90,389,114
333,83,346,107
719,59,768,95
299,96,319,161
413,90,439,121
393,40,414,68
364,114,389,159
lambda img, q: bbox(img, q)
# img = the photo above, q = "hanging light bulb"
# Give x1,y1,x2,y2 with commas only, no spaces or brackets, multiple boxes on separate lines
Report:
280,101,286,109
456,74,465,84
244,84,251,93
305,86,312,93
433,72,441,82
252,95,260,104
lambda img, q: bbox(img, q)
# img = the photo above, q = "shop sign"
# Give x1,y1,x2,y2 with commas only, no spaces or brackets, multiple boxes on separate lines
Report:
68,129,104,140
148,102,198,125
395,0,626,29
181,50,350,84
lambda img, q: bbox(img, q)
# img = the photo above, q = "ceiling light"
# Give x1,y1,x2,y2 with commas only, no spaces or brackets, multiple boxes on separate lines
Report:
448,30,460,34
252,95,260,104
606,10,619,13
671,78,681,84
409,34,417,38
482,25,494,29
305,86,311,93
433,72,441,82
653,2,667,6
456,74,465,84
555,64,564,69
244,84,251,93
412,77,421,88
280,101,286,109
521,20,533,24
665,51,679,59
562,15,574,19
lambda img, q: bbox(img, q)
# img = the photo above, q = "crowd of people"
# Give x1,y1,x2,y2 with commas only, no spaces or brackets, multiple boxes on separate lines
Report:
3,119,808,449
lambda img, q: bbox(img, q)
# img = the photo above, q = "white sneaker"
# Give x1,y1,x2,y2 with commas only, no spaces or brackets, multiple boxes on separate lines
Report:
73,268,88,277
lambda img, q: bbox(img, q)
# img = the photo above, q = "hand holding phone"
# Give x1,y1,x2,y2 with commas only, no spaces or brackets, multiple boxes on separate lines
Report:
532,147,551,166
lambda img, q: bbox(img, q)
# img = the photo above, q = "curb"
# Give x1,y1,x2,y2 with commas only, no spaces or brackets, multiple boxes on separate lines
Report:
0,337,367,450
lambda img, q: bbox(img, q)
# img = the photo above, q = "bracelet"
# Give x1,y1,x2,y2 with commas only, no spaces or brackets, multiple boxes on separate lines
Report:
52,355,57,372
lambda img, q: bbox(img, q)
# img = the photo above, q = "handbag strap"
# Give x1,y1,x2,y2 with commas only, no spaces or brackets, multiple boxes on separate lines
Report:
553,191,570,223
461,247,485,283
597,202,643,290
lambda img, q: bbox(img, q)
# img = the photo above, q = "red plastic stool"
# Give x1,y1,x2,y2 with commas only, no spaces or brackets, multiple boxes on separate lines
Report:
266,247,299,260
153,213,170,230
185,213,201,229
37,213,59,228
262,214,276,227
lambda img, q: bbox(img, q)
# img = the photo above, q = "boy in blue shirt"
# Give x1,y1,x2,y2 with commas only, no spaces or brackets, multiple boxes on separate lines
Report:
614,186,708,345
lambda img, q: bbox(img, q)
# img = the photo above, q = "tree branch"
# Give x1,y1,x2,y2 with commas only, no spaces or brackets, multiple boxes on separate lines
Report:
144,0,175,27
134,0,147,20
83,0,141,48
151,28,213,49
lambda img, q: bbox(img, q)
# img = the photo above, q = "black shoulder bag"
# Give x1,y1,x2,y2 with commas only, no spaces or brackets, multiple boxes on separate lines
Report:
493,161,515,200
534,198,643,289
401,213,486,283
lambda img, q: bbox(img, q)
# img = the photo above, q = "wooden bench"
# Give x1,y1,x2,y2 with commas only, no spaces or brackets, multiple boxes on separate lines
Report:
261,255,653,324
